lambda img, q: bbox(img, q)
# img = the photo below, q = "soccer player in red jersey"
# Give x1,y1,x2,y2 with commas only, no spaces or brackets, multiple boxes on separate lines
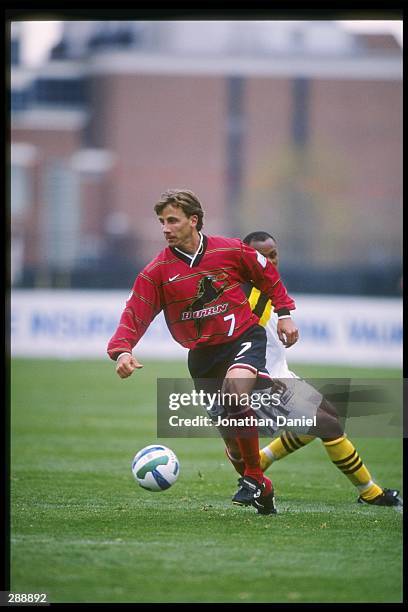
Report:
107,189,298,511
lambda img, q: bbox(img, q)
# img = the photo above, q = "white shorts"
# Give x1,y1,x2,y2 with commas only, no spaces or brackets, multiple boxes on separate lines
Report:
252,377,323,436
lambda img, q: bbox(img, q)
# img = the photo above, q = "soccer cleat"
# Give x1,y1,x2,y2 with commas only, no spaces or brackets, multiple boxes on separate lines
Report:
358,488,403,507
232,476,265,506
252,489,277,515
252,475,277,515
252,492,277,515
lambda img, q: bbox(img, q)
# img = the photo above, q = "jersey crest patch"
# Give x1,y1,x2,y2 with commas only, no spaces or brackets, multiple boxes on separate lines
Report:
182,275,228,336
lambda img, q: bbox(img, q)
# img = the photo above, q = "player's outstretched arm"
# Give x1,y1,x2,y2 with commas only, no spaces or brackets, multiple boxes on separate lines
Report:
107,267,162,366
116,353,144,379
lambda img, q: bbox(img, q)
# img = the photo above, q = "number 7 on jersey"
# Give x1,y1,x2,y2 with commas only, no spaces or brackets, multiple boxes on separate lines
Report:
223,313,235,337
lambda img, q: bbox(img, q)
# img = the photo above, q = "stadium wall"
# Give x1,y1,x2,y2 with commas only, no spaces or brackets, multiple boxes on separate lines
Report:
10,290,402,368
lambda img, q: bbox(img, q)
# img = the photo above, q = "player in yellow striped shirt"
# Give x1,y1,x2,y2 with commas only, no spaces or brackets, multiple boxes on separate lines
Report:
225,230,402,509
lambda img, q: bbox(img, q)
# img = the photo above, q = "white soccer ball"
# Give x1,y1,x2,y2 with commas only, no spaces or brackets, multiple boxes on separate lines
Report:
131,444,180,492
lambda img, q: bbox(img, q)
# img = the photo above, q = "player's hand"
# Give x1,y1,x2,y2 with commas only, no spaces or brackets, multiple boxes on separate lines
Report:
277,318,299,348
116,353,143,378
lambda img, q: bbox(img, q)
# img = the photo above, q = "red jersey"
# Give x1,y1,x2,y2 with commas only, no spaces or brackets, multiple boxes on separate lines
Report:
107,235,295,360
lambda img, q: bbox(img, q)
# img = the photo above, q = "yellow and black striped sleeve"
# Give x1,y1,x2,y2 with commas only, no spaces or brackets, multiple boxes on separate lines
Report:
242,282,273,327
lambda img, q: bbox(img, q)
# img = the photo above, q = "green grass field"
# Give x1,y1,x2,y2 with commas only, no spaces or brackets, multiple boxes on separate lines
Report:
10,359,403,603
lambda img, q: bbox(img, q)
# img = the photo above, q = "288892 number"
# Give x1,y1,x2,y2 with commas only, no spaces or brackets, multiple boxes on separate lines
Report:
8,593,47,603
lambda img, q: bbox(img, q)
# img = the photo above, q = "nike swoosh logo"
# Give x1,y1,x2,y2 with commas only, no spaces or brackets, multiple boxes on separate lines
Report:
169,274,180,282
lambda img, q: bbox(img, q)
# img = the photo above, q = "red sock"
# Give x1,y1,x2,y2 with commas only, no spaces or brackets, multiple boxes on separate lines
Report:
261,475,273,497
234,409,263,482
225,447,245,476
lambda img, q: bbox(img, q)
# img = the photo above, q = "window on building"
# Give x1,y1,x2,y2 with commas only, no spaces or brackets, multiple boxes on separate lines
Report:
11,163,29,217
34,77,85,107
41,160,81,270
11,38,20,65
11,88,30,112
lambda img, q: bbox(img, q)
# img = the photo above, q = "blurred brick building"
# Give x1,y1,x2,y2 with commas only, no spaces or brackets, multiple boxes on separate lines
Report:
10,21,402,293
